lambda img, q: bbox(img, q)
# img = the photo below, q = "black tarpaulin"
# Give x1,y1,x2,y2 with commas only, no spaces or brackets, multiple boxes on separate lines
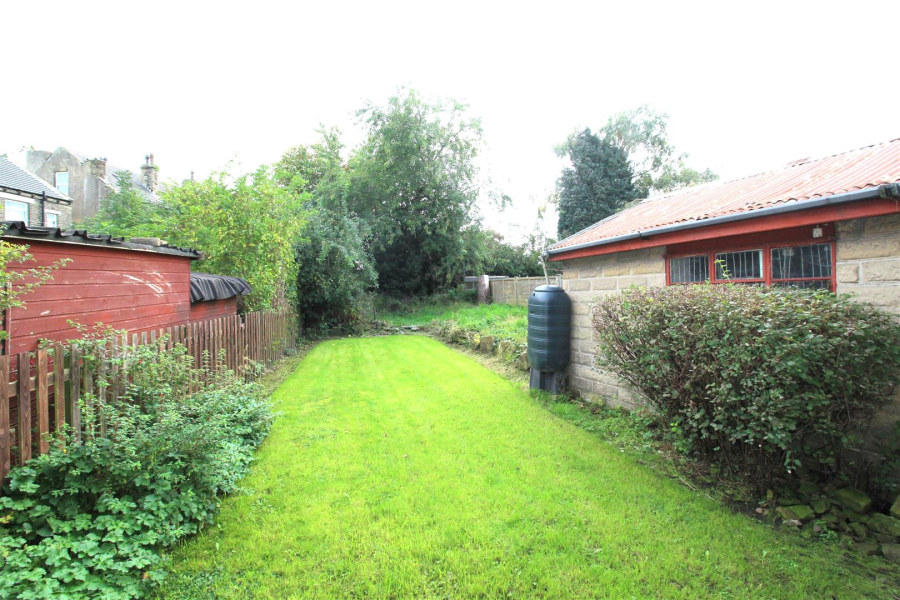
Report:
190,272,252,303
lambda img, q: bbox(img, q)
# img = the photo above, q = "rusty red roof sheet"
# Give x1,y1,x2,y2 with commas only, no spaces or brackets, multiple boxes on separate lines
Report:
550,138,900,251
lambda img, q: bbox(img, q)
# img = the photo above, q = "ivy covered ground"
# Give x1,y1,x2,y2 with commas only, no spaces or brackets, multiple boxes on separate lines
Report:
161,336,898,599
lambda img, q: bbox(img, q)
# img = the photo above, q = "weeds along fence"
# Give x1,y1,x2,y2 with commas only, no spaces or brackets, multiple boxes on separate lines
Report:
0,309,296,482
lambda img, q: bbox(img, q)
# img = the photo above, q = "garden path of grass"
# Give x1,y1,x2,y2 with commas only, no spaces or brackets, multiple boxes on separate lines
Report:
162,336,897,599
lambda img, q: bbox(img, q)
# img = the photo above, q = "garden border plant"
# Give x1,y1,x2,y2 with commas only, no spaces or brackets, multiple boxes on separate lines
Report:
591,283,900,492
0,328,274,599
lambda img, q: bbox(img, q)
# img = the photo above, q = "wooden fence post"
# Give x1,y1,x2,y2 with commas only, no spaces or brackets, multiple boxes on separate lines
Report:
70,345,81,444
0,356,9,481
17,352,32,464
53,346,65,441
36,350,49,455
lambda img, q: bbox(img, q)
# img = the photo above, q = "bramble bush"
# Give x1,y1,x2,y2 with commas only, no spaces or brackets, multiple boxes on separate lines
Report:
592,284,900,490
0,340,273,599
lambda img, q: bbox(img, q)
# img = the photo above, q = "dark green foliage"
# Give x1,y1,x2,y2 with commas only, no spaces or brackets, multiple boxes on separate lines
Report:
592,285,900,490
556,129,638,239
294,207,377,330
348,89,483,296
0,342,273,598
278,130,378,329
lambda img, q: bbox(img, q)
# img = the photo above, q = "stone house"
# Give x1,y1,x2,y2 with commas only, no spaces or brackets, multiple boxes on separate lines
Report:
24,147,160,223
547,138,900,426
0,156,73,228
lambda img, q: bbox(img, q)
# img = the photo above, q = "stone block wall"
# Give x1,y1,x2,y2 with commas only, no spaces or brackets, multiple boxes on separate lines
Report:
559,247,666,408
556,213,900,435
835,213,900,437
836,214,900,316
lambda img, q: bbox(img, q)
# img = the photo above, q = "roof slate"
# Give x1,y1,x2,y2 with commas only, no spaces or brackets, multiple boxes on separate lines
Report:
0,156,72,202
551,138,900,251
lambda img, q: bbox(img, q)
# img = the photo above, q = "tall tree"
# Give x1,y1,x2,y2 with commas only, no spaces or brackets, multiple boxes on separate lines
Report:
347,88,483,296
277,131,378,329
600,105,717,196
275,127,344,195
556,129,637,239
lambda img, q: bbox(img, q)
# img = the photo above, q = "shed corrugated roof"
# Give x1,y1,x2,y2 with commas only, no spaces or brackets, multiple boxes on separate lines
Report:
190,272,252,303
0,156,72,202
550,138,900,251
0,221,202,259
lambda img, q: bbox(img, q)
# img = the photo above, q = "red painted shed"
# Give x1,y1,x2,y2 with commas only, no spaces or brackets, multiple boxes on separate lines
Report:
1,224,250,355
1,224,201,355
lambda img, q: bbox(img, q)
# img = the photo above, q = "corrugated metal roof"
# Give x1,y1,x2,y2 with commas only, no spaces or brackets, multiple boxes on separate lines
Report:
0,156,72,202
551,138,900,251
0,221,202,259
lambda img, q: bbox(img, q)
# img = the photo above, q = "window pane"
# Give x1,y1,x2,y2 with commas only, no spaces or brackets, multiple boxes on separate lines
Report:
715,250,762,280
5,199,29,222
55,172,69,195
771,244,832,280
670,255,709,283
772,280,831,290
46,213,59,227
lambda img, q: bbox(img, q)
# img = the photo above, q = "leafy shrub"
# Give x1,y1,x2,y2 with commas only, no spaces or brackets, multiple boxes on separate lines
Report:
0,342,273,598
295,207,377,331
592,284,900,489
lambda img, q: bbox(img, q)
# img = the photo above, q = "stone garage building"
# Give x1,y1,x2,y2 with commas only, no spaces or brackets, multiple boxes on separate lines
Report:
547,138,900,413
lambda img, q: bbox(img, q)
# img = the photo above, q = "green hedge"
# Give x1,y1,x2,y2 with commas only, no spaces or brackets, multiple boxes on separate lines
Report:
592,284,900,489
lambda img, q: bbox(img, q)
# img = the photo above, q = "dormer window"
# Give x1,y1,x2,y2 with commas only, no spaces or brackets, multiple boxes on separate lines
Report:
55,172,69,195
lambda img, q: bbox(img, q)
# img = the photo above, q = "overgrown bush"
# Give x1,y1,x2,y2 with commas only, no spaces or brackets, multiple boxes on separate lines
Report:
0,342,273,598
592,284,900,490
295,207,377,331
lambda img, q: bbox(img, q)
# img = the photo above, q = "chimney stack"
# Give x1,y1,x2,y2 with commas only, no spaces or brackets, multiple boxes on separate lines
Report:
86,157,107,179
141,153,158,191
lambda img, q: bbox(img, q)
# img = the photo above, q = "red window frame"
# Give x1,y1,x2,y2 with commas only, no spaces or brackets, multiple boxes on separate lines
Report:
664,225,837,291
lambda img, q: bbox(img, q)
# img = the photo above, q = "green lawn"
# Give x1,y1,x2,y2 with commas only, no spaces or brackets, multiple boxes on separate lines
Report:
382,303,527,344
161,336,896,599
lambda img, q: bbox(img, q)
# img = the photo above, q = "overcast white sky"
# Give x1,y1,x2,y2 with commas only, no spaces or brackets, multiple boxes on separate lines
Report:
2,0,898,242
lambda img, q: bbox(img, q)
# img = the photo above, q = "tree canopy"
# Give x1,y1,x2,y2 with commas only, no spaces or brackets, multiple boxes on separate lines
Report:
600,105,718,196
556,129,638,239
346,89,484,296
77,167,308,310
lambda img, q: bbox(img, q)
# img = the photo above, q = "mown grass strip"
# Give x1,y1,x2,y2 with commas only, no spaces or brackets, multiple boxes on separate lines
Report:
161,336,898,599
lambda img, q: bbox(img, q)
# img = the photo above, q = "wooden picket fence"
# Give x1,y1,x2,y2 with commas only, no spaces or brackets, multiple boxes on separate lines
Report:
0,309,296,483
